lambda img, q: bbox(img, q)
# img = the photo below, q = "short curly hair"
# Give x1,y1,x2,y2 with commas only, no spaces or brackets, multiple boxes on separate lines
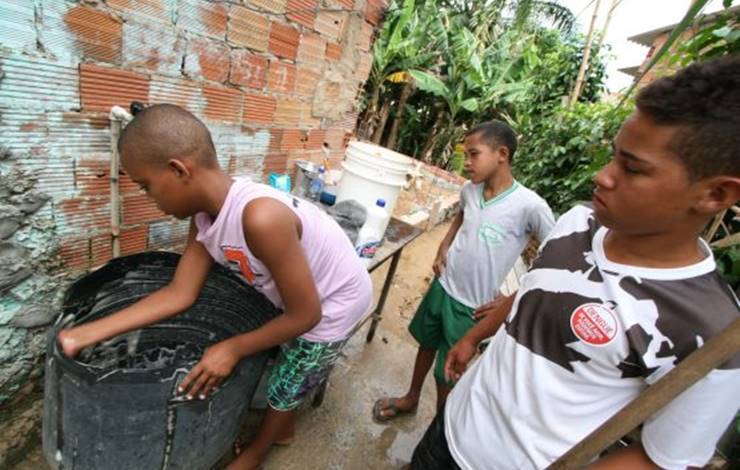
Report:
636,55,740,180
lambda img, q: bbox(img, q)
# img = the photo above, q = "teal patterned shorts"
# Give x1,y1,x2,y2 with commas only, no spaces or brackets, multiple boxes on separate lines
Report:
267,337,345,411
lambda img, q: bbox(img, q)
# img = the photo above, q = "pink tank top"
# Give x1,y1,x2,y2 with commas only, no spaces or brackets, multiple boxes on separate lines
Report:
194,178,373,342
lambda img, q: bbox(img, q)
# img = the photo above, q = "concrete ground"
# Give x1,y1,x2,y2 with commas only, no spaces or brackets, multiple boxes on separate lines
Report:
14,222,450,470
250,222,449,469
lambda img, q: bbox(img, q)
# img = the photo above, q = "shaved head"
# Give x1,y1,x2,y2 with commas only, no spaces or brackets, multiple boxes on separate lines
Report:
118,104,218,169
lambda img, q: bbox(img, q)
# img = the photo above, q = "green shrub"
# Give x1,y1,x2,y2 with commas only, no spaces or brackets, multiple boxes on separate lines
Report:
514,101,632,215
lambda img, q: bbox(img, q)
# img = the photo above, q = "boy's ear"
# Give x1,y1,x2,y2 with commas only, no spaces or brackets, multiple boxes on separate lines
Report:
167,158,192,179
497,145,510,164
694,175,740,215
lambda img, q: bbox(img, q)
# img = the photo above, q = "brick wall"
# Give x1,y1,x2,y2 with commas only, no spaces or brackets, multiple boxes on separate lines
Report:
0,0,387,463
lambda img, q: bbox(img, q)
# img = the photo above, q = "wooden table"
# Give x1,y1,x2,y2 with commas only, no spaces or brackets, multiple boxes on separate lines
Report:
360,217,424,342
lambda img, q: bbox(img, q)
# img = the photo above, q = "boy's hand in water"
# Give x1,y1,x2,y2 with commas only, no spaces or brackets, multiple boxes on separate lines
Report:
58,329,84,359
179,339,242,400
444,337,477,383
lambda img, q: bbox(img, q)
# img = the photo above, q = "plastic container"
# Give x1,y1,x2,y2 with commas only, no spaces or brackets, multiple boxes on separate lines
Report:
308,166,326,201
355,199,390,266
336,142,413,214
293,160,319,199
268,172,291,192
319,185,337,206
43,252,280,470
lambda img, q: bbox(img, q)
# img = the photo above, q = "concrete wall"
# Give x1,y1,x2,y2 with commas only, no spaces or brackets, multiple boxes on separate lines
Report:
0,0,387,464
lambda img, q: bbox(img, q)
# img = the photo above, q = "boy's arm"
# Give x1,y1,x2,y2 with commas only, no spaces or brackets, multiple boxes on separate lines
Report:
58,219,213,358
179,198,321,399
587,443,658,469
529,199,556,244
433,210,463,276
444,292,516,382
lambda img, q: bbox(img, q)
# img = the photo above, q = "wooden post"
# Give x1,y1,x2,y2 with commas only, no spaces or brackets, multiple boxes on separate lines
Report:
568,0,603,106
548,317,740,469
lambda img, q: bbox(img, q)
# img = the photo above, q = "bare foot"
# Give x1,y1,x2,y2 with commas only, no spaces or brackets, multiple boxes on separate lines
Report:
226,446,263,470
57,329,83,358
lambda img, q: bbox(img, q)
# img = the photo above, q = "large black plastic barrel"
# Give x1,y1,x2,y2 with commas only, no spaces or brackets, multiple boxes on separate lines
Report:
43,252,280,470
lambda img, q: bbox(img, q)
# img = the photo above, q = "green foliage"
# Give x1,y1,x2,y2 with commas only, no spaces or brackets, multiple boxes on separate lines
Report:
715,246,740,290
669,4,739,66
514,101,632,215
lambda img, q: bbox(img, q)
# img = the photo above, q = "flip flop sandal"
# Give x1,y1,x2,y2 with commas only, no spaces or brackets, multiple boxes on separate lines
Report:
273,436,294,446
372,397,418,423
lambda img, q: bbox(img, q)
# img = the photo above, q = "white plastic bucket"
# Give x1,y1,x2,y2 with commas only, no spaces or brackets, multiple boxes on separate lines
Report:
346,141,413,174
336,161,405,215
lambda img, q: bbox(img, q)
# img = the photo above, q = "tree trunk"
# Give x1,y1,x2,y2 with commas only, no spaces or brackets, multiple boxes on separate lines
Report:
419,109,445,163
568,0,602,106
385,80,414,150
358,83,381,140
371,98,392,144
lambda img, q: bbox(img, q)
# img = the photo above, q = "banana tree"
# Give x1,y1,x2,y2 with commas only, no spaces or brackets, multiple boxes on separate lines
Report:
359,0,445,141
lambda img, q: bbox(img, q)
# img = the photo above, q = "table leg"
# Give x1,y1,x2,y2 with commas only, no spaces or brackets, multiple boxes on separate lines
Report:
366,249,403,343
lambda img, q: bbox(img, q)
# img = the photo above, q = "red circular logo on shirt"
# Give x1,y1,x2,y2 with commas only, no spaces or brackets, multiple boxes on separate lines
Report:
570,303,618,346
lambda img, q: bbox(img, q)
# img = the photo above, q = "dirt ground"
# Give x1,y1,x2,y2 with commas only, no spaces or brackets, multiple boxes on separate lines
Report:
13,222,451,470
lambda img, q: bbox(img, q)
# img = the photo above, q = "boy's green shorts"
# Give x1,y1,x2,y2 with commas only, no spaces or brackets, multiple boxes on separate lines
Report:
408,278,475,385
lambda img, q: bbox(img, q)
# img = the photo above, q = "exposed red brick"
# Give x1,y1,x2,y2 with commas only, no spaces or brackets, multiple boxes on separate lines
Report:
228,6,270,51
108,0,171,24
243,93,276,124
297,32,327,71
75,157,110,197
325,42,342,61
58,238,90,271
248,0,287,13
269,22,300,61
306,129,327,150
269,128,284,153
359,21,374,51
324,126,348,154
79,64,149,113
300,102,321,128
120,225,149,255
122,193,167,225
295,68,320,97
177,0,227,39
365,0,388,26
58,197,110,232
203,85,243,122
355,52,373,82
91,234,113,267
280,129,307,152
287,0,317,28
230,50,268,89
119,171,141,195
267,61,296,94
184,37,230,83
148,76,205,112
64,6,122,63
262,153,289,179
315,10,347,41
274,97,302,127
337,0,354,8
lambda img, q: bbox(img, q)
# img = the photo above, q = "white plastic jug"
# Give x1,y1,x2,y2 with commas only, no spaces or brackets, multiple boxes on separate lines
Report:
355,199,391,266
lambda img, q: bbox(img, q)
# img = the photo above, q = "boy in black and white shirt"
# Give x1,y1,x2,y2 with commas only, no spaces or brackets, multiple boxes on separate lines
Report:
409,56,740,469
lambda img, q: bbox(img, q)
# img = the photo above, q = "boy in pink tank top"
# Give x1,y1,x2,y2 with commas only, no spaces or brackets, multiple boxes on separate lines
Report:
58,104,372,469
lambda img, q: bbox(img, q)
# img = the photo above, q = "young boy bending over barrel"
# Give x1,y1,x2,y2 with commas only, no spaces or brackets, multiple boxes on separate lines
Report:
59,104,372,469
